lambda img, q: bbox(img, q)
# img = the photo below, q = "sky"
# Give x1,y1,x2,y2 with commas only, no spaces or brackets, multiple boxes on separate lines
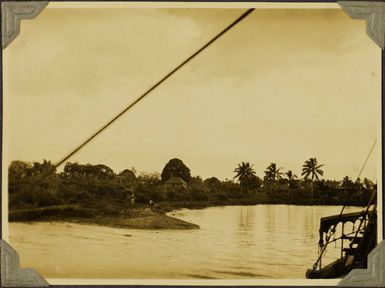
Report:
3,6,381,181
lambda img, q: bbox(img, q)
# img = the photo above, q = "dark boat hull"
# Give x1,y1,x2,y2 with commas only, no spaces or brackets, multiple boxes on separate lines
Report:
306,257,352,279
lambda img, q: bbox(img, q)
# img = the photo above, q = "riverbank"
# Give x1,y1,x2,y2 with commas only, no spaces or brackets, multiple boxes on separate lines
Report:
9,204,199,230
153,198,355,214
8,197,363,230
64,214,200,230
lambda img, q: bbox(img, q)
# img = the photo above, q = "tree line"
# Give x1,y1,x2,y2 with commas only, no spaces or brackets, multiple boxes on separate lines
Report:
8,157,375,210
233,158,324,197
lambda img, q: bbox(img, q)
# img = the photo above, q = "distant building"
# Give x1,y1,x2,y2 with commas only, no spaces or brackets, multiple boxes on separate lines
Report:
164,176,187,189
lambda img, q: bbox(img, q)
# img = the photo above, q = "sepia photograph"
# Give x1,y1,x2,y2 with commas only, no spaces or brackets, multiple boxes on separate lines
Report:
1,1,383,285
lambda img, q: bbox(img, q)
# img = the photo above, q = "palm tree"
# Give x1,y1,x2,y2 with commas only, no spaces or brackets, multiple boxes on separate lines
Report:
301,158,324,198
285,170,298,189
363,178,374,190
264,163,283,182
341,176,354,189
233,162,256,193
285,170,297,181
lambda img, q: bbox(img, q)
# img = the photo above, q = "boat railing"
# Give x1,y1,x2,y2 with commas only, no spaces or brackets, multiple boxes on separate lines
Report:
312,191,377,271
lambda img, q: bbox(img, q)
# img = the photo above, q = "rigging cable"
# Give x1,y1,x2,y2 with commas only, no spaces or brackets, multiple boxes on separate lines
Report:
54,8,255,169
338,138,377,217
312,138,377,269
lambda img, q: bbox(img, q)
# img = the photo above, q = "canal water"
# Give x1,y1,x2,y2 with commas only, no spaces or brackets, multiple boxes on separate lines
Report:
8,204,361,279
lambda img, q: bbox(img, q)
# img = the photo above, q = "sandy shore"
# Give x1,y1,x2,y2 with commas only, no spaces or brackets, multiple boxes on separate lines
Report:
80,215,199,230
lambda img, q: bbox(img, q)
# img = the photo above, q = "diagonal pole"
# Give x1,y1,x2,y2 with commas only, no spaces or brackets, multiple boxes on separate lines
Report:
54,8,255,168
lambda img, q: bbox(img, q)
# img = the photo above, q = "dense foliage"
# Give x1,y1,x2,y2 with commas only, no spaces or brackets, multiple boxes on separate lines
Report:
8,158,376,211
161,158,191,183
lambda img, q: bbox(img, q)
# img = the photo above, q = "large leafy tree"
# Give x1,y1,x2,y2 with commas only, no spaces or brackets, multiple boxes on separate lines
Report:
31,160,56,177
118,169,137,182
301,158,324,198
93,164,115,179
9,161,32,181
161,158,191,183
233,162,256,193
63,162,114,179
204,177,221,193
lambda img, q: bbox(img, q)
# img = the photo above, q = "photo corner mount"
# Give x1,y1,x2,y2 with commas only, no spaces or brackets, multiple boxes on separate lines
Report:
0,240,49,287
1,1,49,49
338,1,385,49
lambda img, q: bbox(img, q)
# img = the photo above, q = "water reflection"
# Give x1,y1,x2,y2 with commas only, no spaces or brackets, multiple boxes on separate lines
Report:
9,205,362,279
239,206,255,227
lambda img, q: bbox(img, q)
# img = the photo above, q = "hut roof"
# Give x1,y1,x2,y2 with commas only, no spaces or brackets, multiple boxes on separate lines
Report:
165,176,187,185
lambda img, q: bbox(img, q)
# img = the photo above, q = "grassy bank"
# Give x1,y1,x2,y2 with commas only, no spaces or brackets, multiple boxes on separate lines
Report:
8,202,199,230
9,195,365,230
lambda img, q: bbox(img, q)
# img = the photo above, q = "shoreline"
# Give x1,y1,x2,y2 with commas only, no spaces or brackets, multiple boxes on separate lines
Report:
153,199,363,214
8,201,363,230
54,214,200,230
8,204,200,230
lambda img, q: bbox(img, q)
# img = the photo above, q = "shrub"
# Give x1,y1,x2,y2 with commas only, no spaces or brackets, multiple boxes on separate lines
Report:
214,192,229,201
190,190,209,201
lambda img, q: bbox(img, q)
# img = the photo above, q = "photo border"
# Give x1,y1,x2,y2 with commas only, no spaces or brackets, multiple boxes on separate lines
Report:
1,0,384,287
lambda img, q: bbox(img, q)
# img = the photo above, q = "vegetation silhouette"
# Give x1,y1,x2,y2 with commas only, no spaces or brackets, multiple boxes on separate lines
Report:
8,158,375,222
301,158,324,198
161,158,191,183
233,162,257,193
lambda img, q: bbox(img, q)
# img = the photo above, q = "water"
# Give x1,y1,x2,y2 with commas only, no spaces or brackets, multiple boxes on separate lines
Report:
8,204,361,279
